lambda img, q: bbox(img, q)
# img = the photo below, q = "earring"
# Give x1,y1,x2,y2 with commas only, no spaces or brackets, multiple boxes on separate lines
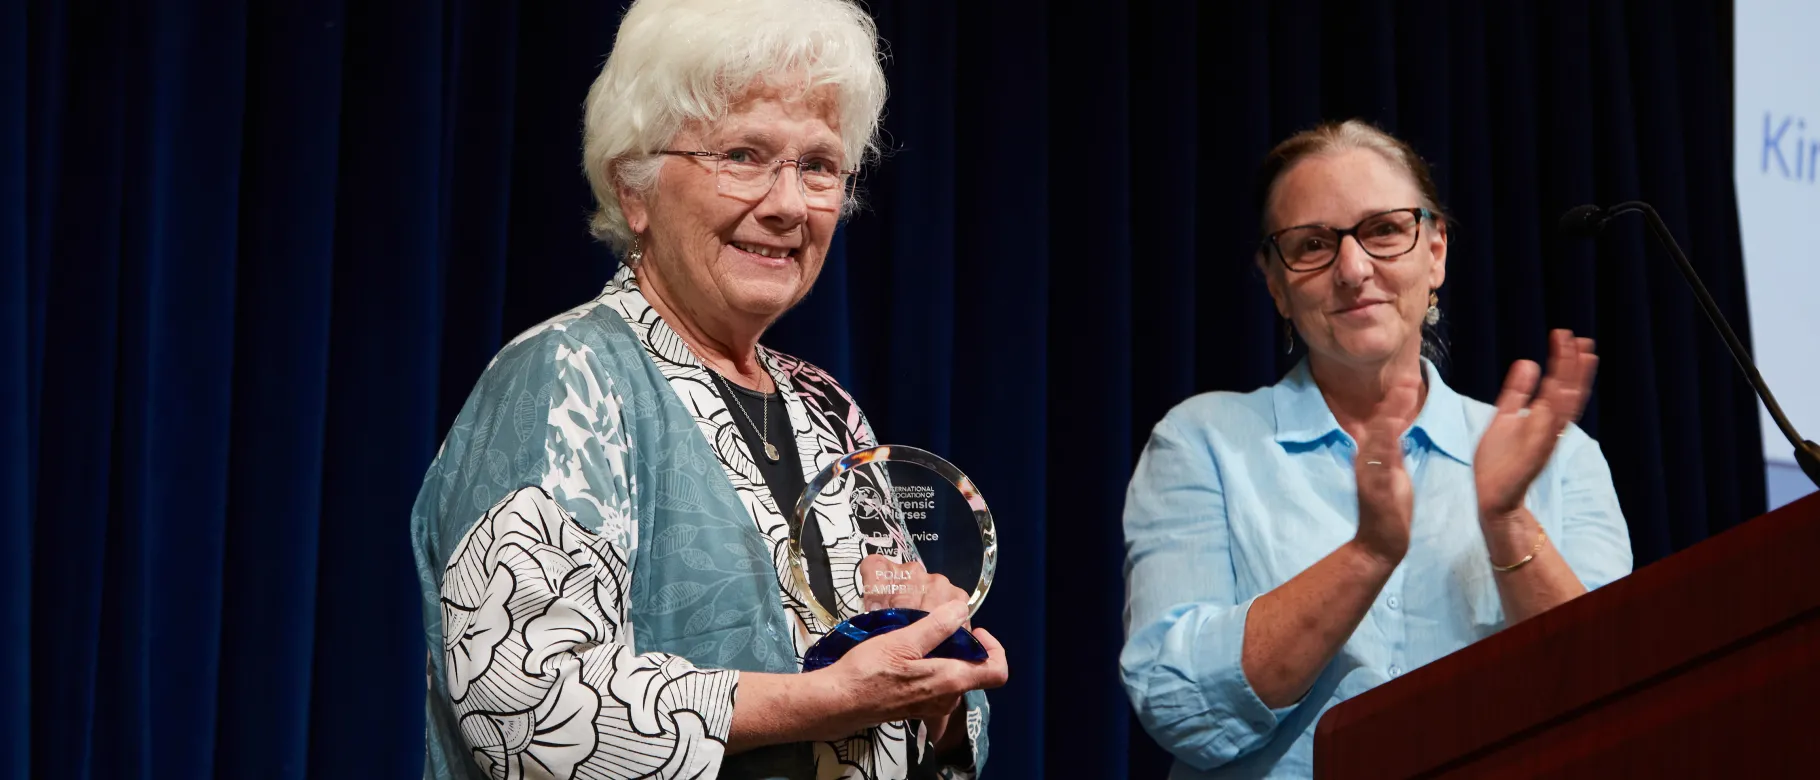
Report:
625,234,644,267
1283,318,1296,355
1424,290,1441,326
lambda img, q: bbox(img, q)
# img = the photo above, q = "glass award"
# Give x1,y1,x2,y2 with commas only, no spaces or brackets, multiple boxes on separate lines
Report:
787,445,998,672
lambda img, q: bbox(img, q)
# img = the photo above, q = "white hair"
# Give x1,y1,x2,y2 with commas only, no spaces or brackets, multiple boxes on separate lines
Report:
582,0,888,253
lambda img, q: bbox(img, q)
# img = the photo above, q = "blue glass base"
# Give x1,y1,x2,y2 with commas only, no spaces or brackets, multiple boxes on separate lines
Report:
801,607,989,672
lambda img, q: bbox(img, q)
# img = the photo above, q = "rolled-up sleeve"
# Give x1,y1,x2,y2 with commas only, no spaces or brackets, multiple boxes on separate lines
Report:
442,487,738,779
1554,430,1634,590
1121,417,1295,770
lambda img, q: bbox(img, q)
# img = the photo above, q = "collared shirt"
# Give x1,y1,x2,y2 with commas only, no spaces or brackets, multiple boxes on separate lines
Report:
1120,359,1632,779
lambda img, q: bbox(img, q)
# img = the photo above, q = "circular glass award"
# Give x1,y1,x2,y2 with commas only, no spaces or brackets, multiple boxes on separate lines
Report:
787,445,998,671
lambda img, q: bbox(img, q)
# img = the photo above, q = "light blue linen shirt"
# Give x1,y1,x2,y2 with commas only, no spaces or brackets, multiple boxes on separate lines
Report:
1120,358,1632,779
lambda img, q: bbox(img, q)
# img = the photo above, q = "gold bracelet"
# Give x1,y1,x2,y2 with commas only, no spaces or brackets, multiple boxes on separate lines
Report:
1491,526,1546,572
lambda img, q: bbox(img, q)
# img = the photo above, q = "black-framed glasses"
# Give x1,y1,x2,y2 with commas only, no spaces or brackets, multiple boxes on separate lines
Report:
1262,207,1434,272
659,149,858,211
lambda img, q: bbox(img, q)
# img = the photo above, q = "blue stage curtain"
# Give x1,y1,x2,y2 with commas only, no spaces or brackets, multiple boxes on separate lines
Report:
0,1,1761,777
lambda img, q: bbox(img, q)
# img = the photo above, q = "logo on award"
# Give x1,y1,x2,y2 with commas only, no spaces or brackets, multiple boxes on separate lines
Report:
851,485,889,521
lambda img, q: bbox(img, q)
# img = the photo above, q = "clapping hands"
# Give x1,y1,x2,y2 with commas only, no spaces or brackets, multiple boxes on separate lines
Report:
1474,330,1599,522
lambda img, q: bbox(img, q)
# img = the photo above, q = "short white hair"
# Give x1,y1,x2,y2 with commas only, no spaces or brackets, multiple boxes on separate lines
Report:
582,0,888,253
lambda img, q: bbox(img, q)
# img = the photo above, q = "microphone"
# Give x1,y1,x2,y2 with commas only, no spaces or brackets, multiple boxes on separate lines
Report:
1561,202,1819,490
1557,204,1610,238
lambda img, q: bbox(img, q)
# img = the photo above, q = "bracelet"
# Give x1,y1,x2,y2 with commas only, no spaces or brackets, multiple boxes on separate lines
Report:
1491,526,1547,572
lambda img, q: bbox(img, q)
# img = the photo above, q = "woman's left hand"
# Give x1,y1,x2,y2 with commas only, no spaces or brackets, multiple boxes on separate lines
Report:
857,554,973,748
1473,330,1599,521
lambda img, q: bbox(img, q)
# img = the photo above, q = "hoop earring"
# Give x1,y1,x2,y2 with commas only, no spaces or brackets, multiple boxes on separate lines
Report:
1424,290,1441,326
1284,318,1296,355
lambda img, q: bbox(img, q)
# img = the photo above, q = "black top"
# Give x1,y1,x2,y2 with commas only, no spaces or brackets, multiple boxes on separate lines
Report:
719,380,803,515
722,375,943,776
719,378,836,611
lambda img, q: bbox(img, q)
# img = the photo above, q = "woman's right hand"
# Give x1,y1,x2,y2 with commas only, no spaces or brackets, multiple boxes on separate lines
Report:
810,601,1008,740
1351,376,1422,565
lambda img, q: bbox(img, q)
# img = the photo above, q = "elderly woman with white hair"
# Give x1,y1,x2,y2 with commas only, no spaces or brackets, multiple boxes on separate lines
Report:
409,1,1007,778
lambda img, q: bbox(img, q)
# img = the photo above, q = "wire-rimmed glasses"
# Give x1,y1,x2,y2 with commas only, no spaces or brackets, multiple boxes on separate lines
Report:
659,149,857,211
1262,207,1434,272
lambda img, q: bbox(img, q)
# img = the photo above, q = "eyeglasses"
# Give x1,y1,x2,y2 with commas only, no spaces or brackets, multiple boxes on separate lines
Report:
1262,207,1434,272
659,149,858,212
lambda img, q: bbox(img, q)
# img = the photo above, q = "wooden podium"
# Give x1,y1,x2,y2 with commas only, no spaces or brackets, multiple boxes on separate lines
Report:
1313,491,1820,778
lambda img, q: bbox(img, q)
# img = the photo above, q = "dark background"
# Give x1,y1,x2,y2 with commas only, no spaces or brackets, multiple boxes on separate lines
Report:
0,0,1761,777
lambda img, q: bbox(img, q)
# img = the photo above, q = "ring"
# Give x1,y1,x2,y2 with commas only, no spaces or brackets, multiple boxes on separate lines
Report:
1365,460,1384,466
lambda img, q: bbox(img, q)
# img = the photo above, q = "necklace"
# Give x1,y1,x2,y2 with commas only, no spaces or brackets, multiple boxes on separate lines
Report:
708,352,781,463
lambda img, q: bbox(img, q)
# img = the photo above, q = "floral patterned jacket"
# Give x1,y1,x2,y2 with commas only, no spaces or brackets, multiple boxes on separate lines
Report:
411,267,989,780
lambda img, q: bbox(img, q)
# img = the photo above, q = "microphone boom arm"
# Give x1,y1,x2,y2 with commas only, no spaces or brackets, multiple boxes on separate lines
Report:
1604,201,1820,489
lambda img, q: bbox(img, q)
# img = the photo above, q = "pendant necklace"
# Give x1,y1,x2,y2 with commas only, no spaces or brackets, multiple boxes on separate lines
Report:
709,350,781,463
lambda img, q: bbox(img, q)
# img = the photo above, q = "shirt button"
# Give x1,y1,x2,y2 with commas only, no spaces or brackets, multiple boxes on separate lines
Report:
1387,596,1400,610
1389,666,1404,678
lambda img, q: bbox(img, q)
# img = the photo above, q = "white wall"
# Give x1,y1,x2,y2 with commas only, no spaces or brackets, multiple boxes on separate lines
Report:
1735,0,1820,511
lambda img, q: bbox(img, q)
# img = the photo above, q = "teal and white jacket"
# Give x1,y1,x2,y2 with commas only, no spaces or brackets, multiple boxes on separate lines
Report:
411,267,988,780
